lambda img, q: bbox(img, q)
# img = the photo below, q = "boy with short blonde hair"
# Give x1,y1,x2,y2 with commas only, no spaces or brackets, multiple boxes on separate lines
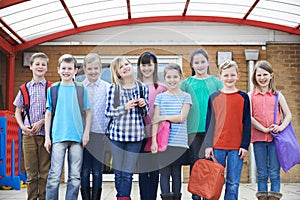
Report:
202,60,251,200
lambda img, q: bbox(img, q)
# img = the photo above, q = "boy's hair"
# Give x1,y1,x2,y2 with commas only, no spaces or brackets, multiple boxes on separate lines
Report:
137,51,159,89
163,63,183,78
252,60,277,93
83,53,102,68
30,52,49,65
190,48,210,75
218,60,239,74
110,56,134,86
58,54,77,68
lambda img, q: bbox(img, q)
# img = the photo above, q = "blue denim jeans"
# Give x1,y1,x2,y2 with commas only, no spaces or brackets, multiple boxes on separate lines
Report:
110,140,142,197
46,142,83,200
214,149,243,200
253,141,280,192
81,133,106,189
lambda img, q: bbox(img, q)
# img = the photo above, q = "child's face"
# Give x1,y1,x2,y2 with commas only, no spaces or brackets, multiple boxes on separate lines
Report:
139,60,155,79
30,57,48,78
219,67,240,89
255,67,273,89
84,61,101,83
58,61,78,82
117,58,134,79
192,54,209,76
164,69,182,90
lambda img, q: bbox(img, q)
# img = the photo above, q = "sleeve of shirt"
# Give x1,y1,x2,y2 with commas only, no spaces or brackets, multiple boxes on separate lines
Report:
184,93,192,105
13,90,23,108
46,87,52,112
83,87,90,111
240,92,251,150
105,84,126,118
180,80,187,92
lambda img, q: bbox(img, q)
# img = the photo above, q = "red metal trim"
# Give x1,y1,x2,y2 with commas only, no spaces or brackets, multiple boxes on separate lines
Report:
182,0,190,16
0,0,29,9
13,16,300,52
243,0,260,20
127,0,131,19
0,36,14,54
297,23,300,29
60,0,77,28
6,54,15,111
0,17,26,43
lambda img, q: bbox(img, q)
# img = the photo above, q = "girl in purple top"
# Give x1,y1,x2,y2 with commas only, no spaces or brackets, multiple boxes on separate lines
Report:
249,60,292,200
137,51,167,200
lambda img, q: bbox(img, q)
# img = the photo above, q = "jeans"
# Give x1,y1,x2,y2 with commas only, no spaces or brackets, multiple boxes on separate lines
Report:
110,140,142,197
253,141,280,192
138,138,159,200
46,142,83,200
214,149,243,200
81,133,106,189
23,135,50,200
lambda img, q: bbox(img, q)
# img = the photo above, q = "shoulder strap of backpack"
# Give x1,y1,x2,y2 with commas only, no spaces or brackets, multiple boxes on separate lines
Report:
19,82,31,126
74,81,85,118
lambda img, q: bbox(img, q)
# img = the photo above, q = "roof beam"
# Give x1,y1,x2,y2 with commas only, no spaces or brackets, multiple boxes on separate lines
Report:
0,36,13,54
60,0,77,28
126,0,131,19
244,0,260,20
13,16,300,52
0,17,25,43
0,0,29,9
182,0,190,16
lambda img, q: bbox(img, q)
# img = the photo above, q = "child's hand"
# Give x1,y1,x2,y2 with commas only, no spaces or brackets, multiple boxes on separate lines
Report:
239,148,248,159
136,98,146,107
205,147,213,159
21,125,34,135
44,138,52,154
271,124,284,134
125,99,138,110
82,131,89,147
30,120,44,135
151,141,158,154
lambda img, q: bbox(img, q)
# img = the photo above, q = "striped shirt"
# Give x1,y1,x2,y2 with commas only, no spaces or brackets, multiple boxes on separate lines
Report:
82,78,110,134
13,79,48,136
105,82,149,142
154,92,192,148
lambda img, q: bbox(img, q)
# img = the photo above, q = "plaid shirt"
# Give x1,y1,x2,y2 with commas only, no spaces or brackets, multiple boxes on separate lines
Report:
105,82,149,142
13,79,48,136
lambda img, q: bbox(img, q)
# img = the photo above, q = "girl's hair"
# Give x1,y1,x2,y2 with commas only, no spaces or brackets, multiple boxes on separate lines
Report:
252,60,277,93
83,53,102,67
218,60,239,74
30,52,49,65
137,51,159,89
110,56,134,86
190,48,210,75
58,54,77,68
163,63,183,78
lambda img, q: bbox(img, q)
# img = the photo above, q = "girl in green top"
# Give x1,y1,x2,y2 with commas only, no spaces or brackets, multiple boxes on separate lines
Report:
180,48,223,200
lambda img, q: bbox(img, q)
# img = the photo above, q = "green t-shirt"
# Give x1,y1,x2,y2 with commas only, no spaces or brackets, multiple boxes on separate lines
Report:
180,76,223,134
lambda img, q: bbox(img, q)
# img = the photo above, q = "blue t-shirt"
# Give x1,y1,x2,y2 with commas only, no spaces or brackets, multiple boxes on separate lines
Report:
154,92,192,148
46,83,90,143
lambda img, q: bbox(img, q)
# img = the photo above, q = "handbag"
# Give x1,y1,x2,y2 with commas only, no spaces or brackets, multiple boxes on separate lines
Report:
188,156,225,200
144,120,171,152
270,92,300,172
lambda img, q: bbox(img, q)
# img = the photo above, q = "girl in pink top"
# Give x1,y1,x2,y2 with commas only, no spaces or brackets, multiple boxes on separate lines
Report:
137,51,167,200
249,60,292,200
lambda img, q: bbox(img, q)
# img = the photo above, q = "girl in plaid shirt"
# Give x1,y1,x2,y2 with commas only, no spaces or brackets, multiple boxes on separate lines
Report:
105,56,149,200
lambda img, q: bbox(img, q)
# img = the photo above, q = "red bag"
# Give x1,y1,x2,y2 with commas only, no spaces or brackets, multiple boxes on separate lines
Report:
144,120,170,152
188,157,225,200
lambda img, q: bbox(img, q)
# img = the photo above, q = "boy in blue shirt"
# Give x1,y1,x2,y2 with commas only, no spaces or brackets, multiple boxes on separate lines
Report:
44,54,92,200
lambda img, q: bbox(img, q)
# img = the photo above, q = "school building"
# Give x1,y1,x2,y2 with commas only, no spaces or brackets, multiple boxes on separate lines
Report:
0,1,299,185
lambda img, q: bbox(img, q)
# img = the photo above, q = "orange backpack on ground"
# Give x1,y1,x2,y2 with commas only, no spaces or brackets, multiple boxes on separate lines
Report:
188,156,225,200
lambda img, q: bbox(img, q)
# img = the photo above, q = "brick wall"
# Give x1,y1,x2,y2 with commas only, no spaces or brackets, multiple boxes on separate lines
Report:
6,43,300,182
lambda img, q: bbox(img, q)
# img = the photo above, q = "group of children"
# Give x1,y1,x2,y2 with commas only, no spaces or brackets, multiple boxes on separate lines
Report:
13,48,291,200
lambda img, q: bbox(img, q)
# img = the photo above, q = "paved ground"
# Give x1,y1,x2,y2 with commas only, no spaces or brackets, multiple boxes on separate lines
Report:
1,182,300,200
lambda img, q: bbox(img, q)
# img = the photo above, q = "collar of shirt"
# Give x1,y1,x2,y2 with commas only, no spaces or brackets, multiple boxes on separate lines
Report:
29,78,47,87
82,78,102,87
254,88,273,96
